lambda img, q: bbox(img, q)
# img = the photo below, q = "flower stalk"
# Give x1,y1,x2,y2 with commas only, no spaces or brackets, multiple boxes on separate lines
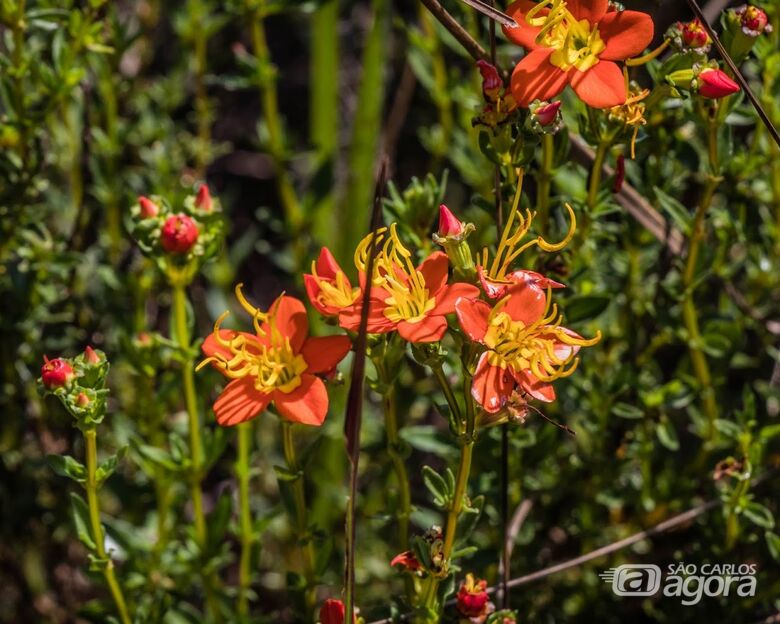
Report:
236,422,254,617
536,133,555,235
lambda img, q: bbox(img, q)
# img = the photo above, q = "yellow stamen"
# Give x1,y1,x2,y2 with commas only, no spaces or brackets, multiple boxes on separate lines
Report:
310,260,360,309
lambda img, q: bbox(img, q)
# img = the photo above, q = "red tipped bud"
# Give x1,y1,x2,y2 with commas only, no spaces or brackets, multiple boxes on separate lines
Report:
612,153,625,194
319,599,355,624
476,60,503,102
84,345,101,364
681,19,710,49
456,574,492,618
533,100,562,126
41,357,75,388
195,184,212,211
138,196,159,218
390,550,421,572
76,392,91,407
438,204,465,237
737,5,771,36
698,68,740,99
160,214,199,254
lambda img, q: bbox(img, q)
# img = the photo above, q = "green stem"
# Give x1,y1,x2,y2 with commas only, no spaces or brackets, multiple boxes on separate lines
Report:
280,421,316,612
84,429,132,624
236,422,253,618
537,133,554,235
383,386,411,549
431,363,463,433
587,140,608,211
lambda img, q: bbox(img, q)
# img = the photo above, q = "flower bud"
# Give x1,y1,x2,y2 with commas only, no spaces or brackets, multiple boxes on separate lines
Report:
138,196,159,218
433,205,476,275
41,356,75,388
195,184,212,211
532,100,562,126
456,574,493,619
438,204,464,237
390,550,421,572
161,214,199,254
84,345,102,364
76,392,91,407
319,599,355,624
476,60,502,102
698,68,740,99
736,5,771,37
681,19,710,49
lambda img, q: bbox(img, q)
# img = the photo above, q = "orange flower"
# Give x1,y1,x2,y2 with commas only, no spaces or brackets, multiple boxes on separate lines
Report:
341,225,480,343
456,283,599,413
304,247,361,319
199,285,351,426
502,0,654,108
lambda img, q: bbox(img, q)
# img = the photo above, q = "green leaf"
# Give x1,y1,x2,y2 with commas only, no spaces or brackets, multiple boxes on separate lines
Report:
656,417,679,451
456,495,484,545
47,454,86,483
742,502,774,529
714,419,742,440
759,424,780,441
564,294,611,324
273,465,302,482
70,492,96,551
96,446,127,485
422,465,450,508
654,186,692,236
135,444,178,471
766,531,780,562
611,402,644,419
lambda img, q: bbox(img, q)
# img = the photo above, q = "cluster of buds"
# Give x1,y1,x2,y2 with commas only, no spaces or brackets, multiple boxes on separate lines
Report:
456,574,495,623
129,184,224,285
38,347,110,429
527,100,563,134
473,60,518,129
667,19,712,53
722,4,772,62
391,526,446,577
433,204,476,277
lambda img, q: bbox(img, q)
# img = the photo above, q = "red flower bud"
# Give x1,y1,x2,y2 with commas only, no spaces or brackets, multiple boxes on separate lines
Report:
390,550,421,572
84,345,101,364
438,204,465,237
698,69,740,99
160,214,199,254
41,356,75,388
195,184,212,211
319,599,355,624
457,574,491,618
533,100,562,126
476,60,503,101
76,392,91,407
681,19,710,49
138,196,159,218
738,5,771,36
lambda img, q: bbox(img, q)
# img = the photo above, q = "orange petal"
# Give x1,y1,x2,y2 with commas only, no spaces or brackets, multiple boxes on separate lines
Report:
472,353,514,413
513,369,556,402
567,0,608,23
417,252,449,295
315,246,342,279
503,0,543,50
213,377,270,426
301,335,352,374
510,48,568,108
262,295,309,352
338,294,395,334
598,10,654,61
397,316,448,343
455,298,491,342
274,374,328,426
304,274,332,317
502,283,547,325
569,61,626,108
202,330,263,362
432,282,481,315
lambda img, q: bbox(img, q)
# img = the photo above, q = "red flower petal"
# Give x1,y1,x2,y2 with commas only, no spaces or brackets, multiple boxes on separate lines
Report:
503,0,544,50
432,282,481,316
301,335,352,374
455,298,491,343
472,353,514,413
202,330,264,363
398,316,448,343
418,252,449,295
567,0,608,23
598,10,655,61
303,273,333,317
315,246,341,279
262,295,309,352
213,377,270,426
513,369,556,402
338,293,396,333
274,374,328,426
510,48,568,108
502,283,547,325
569,60,626,108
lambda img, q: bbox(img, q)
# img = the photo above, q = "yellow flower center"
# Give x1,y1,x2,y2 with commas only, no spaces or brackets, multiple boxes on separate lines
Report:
483,293,600,382
197,285,307,394
527,0,606,72
310,261,360,309
354,224,438,325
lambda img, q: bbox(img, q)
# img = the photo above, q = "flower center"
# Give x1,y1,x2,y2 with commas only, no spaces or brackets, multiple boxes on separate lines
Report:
527,0,606,72
311,262,360,309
